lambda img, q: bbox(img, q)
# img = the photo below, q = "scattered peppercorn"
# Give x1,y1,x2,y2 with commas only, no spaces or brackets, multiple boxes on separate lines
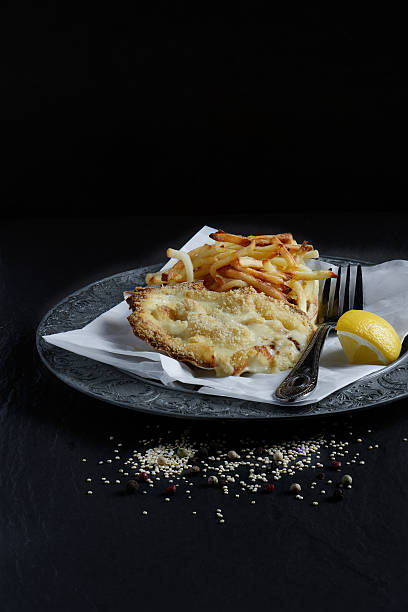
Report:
126,480,140,494
85,422,368,517
263,483,275,493
332,488,344,501
227,450,240,460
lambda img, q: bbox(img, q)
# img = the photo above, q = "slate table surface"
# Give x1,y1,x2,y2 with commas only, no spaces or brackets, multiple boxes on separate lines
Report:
2,213,408,612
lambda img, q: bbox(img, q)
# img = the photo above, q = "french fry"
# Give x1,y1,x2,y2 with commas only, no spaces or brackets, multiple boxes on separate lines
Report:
248,233,294,245
292,269,336,281
303,249,319,260
230,263,285,287
237,256,265,269
275,241,297,268
209,241,256,279
146,230,331,322
287,280,307,313
216,279,248,291
221,266,289,301
209,231,251,246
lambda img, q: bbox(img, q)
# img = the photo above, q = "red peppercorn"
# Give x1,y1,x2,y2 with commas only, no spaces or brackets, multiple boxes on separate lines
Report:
166,485,177,495
263,483,275,493
137,471,148,482
331,460,342,469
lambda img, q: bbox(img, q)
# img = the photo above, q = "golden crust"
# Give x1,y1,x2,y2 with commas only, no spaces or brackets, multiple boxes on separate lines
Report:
125,282,315,376
126,282,214,369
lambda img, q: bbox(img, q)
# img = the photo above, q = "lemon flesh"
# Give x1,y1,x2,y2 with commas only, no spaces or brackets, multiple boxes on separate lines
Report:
335,310,401,365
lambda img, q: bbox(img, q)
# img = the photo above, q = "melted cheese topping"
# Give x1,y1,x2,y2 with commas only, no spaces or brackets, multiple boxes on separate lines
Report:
136,285,314,376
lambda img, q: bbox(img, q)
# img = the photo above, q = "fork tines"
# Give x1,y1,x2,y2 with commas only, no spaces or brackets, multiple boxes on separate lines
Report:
320,264,364,322
353,264,364,310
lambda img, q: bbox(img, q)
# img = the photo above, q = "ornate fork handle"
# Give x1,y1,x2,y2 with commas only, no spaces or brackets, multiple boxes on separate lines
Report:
274,323,333,401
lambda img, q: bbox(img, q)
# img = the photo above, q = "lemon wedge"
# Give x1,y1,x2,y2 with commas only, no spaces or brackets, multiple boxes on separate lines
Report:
336,310,401,365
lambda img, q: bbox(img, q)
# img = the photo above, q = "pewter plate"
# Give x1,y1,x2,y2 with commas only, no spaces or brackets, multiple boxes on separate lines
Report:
36,258,408,420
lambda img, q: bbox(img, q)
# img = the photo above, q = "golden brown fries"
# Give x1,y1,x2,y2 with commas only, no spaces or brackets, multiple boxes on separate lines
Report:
145,230,336,321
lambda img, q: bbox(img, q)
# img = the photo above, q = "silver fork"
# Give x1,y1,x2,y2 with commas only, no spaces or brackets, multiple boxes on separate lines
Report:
274,264,364,401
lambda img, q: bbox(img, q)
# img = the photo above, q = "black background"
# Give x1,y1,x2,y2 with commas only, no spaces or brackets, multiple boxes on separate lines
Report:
3,4,408,215
3,3,408,611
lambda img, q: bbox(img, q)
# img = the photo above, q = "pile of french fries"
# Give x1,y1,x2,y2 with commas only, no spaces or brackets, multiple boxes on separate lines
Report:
145,231,336,320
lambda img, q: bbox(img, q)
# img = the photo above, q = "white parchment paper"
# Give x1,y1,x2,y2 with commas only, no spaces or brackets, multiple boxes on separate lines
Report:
43,226,408,406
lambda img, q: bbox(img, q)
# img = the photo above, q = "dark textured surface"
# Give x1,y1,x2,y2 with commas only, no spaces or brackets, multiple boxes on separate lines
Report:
1,214,408,612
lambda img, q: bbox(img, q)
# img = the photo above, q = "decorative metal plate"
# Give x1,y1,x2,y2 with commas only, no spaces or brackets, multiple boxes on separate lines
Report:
36,258,408,420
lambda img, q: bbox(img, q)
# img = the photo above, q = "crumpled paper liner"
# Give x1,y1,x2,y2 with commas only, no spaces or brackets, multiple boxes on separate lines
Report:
43,226,408,406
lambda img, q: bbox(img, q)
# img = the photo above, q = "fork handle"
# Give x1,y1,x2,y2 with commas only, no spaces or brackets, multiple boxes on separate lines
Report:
274,323,333,401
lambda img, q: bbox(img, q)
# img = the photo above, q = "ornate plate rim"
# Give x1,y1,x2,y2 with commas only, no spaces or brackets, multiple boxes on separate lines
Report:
36,257,408,420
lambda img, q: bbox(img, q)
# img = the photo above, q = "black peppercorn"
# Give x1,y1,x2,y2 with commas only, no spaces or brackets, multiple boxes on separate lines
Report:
126,480,140,494
189,465,200,474
317,472,325,480
332,488,344,501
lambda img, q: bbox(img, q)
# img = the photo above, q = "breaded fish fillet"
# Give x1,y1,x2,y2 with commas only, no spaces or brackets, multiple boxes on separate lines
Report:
125,282,315,377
